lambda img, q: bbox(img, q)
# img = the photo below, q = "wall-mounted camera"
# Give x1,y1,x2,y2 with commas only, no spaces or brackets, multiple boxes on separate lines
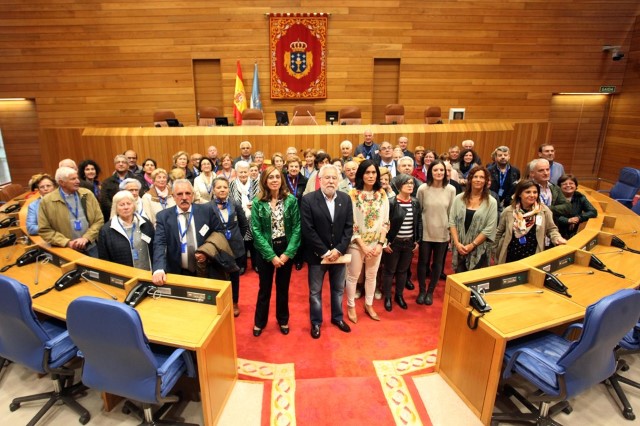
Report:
603,45,624,61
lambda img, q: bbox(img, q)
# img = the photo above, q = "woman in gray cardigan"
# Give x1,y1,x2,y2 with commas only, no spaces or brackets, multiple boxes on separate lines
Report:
449,166,498,272
494,179,567,264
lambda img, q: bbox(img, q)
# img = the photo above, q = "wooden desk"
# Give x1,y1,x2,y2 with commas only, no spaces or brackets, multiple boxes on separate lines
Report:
436,263,585,425
582,188,638,216
0,202,237,426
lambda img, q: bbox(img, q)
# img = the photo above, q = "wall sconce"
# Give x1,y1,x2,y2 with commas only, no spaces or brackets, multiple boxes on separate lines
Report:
602,45,624,61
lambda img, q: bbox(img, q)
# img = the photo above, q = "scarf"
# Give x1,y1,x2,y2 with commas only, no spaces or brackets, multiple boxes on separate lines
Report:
512,202,542,239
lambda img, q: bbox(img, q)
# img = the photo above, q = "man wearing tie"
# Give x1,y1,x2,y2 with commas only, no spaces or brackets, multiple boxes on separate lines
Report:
301,165,354,339
152,179,224,285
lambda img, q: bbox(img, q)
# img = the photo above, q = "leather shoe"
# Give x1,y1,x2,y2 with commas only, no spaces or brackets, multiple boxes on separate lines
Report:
347,307,358,323
233,303,240,317
425,292,433,306
384,297,392,312
405,280,415,290
416,291,427,305
279,324,290,335
440,272,447,280
295,263,303,271
364,304,380,321
253,327,262,337
395,295,408,310
331,320,351,333
310,324,321,339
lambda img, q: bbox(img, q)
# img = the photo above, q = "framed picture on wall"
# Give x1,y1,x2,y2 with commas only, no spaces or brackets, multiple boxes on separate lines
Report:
449,108,466,121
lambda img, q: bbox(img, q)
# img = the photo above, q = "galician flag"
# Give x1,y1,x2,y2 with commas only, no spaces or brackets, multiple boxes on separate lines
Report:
250,63,262,110
233,60,247,125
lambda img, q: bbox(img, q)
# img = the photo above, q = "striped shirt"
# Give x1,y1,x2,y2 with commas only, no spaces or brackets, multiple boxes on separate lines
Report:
397,199,414,239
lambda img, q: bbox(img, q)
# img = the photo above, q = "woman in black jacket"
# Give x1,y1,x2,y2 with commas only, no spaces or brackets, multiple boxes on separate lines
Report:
381,174,421,312
98,190,154,270
557,174,598,239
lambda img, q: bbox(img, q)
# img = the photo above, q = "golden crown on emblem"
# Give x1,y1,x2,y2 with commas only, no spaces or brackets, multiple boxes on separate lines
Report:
289,40,307,52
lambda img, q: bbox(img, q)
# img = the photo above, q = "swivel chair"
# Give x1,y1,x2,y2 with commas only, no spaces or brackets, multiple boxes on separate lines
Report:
607,322,640,420
492,289,640,425
598,167,640,209
291,105,317,125
197,107,221,126
241,108,264,126
153,110,177,127
424,106,442,124
384,104,405,124
66,296,197,426
0,276,90,425
338,106,362,125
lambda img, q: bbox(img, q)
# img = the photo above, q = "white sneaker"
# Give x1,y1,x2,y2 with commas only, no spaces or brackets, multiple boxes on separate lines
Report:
374,289,382,300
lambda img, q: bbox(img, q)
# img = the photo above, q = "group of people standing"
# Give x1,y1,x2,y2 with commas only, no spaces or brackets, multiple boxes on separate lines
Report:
24,134,598,340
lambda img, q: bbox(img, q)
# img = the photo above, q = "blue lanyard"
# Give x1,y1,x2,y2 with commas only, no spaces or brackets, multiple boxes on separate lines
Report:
93,181,100,197
177,209,193,241
215,201,232,240
286,175,298,197
304,167,313,178
60,188,80,220
499,165,510,189
203,175,214,195
158,195,168,209
117,216,137,249
219,170,232,180
362,144,373,159
136,200,144,216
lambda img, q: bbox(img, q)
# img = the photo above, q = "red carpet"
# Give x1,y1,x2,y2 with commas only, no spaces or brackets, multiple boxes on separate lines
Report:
234,255,452,423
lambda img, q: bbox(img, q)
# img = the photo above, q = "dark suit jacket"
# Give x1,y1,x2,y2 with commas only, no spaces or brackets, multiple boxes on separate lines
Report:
300,190,353,265
152,203,223,273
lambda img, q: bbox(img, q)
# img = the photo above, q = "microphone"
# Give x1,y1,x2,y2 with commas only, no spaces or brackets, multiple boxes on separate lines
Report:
485,290,544,296
592,249,624,255
613,230,638,237
34,253,51,285
306,110,318,125
80,271,118,300
610,235,640,255
553,271,594,277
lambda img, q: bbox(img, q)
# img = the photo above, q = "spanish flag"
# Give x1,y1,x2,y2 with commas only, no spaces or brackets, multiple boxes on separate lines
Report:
233,60,247,125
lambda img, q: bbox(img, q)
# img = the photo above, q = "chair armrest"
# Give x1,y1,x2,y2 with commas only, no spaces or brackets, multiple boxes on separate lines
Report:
503,348,566,379
45,331,77,363
562,323,583,339
157,348,196,378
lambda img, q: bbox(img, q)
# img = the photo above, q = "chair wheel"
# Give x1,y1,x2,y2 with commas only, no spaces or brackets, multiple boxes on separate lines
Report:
9,402,20,411
122,405,131,415
621,364,630,372
623,410,636,420
562,405,573,414
79,414,91,424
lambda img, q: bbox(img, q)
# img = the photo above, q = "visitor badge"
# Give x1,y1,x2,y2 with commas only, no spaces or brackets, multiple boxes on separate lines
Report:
199,224,209,236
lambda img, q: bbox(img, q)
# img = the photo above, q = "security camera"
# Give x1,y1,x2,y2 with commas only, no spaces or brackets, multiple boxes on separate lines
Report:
603,45,624,61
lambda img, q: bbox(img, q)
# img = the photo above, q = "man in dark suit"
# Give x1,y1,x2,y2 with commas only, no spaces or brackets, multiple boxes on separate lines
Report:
152,179,224,285
301,164,354,339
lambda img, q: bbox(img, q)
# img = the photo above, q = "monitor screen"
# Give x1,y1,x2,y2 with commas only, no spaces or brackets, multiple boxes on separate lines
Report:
165,118,181,127
325,111,339,124
275,111,289,126
215,117,229,126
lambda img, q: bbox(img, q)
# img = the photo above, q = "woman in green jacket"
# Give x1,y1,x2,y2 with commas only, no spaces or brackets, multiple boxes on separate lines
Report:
251,166,301,337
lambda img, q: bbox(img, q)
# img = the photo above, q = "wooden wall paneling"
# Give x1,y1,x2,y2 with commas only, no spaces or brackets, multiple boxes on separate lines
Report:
372,58,400,124
193,59,223,123
0,99,40,187
600,15,640,182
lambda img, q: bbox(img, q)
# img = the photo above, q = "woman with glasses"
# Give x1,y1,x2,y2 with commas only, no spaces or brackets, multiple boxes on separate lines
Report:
26,174,57,235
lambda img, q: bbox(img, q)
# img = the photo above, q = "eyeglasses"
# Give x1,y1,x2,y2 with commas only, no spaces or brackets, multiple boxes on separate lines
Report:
38,184,54,190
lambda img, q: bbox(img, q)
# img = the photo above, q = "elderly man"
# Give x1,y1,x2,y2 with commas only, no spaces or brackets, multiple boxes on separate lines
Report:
375,141,397,178
207,145,220,171
487,146,521,208
354,129,379,160
190,152,203,178
528,158,572,219
397,136,414,159
152,179,224,285
58,158,94,192
301,164,354,339
391,156,421,196
38,166,104,257
338,160,358,193
233,140,253,165
339,140,354,163
100,154,146,220
538,143,565,184
124,149,143,176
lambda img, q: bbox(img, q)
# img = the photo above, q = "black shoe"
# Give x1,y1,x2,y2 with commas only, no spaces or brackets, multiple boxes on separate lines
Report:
384,297,392,312
311,324,321,339
253,327,262,337
440,272,447,280
416,291,427,305
295,263,303,271
395,295,408,310
279,324,290,335
425,292,433,305
331,320,351,333
239,267,246,276
405,280,415,290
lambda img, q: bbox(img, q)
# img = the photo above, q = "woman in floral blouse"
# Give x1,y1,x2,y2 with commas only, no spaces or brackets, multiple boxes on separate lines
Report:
346,160,390,323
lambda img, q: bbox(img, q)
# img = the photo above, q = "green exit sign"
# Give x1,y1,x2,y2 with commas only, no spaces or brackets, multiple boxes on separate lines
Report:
600,85,616,93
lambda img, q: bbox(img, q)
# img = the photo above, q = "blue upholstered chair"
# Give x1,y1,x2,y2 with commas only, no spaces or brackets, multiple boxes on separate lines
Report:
632,201,640,215
607,322,640,421
492,289,640,425
0,275,90,425
66,296,198,426
598,167,640,209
